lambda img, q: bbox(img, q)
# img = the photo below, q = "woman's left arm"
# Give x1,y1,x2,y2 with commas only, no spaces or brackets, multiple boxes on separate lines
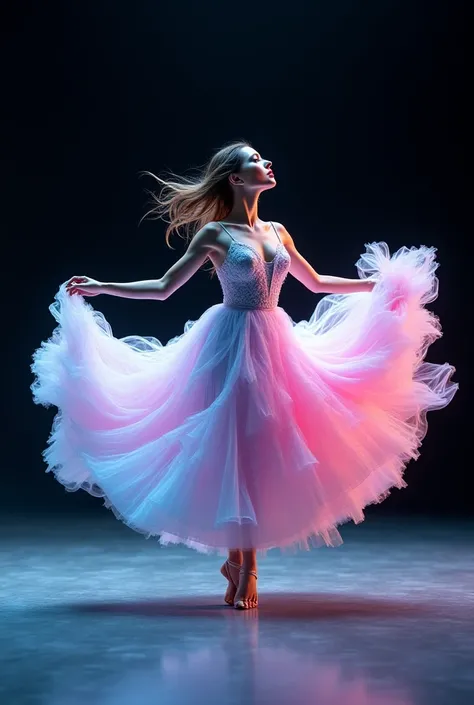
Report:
275,223,374,294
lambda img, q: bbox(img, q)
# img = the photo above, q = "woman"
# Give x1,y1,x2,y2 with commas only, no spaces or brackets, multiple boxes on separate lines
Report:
31,140,457,611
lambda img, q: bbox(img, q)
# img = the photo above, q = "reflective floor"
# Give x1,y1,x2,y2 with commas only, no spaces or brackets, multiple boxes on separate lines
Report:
1,514,473,704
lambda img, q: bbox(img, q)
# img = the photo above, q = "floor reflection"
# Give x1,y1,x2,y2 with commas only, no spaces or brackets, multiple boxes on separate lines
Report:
45,613,413,705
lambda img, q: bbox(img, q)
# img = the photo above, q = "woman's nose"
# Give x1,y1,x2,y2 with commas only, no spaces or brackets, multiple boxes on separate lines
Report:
265,160,272,168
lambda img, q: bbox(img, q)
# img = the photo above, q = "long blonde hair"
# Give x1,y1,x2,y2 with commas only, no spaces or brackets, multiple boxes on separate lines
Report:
139,140,252,276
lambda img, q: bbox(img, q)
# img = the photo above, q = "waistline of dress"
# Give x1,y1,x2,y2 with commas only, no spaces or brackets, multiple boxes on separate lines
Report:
223,303,277,312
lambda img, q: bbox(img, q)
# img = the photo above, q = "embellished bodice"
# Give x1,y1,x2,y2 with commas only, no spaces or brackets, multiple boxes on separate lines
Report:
216,224,291,310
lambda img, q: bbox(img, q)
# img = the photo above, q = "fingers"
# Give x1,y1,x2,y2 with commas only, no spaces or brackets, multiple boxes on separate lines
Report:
66,276,87,287
66,276,87,296
66,283,85,296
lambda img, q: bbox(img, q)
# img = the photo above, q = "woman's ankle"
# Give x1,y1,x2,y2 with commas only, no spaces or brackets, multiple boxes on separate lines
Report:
228,549,243,564
241,549,257,573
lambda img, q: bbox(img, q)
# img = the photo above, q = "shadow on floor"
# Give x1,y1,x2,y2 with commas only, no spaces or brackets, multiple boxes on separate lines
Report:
66,592,457,620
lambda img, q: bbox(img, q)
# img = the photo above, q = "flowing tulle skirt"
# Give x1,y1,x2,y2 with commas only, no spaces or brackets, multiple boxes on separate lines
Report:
31,242,457,554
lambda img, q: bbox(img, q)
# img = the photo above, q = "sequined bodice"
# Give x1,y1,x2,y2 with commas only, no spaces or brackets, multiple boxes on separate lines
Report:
216,237,291,311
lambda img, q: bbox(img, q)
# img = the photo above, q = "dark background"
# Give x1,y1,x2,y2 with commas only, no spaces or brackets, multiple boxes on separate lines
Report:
2,1,468,516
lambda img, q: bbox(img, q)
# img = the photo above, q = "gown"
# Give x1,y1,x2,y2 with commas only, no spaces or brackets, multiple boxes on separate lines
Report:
30,222,458,555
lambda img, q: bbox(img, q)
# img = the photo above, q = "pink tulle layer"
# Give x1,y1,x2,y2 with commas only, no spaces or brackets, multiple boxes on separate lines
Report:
31,242,457,555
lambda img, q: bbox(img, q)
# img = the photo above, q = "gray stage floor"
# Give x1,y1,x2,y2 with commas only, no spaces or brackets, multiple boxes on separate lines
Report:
1,513,473,705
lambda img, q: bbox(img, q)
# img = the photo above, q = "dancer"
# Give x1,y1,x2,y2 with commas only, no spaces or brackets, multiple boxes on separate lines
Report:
31,140,457,610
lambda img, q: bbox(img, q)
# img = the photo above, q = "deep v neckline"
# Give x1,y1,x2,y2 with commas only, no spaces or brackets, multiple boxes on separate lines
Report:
225,239,282,299
232,239,283,265
218,221,283,265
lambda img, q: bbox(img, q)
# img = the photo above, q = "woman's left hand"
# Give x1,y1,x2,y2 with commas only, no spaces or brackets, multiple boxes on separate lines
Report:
65,276,103,297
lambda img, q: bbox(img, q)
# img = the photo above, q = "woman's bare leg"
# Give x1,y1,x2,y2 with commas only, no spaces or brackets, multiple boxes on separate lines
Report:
234,549,258,609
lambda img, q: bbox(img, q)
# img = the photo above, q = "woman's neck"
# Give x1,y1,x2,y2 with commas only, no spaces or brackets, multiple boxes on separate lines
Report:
225,192,261,228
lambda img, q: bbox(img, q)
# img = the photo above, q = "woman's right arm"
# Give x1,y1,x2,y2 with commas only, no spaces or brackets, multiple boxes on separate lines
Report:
67,223,220,300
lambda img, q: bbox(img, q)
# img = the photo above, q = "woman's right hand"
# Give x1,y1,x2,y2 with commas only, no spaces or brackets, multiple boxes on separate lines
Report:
65,276,103,297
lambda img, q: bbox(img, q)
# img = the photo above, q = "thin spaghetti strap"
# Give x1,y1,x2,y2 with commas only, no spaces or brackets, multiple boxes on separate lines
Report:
270,221,282,243
218,222,236,240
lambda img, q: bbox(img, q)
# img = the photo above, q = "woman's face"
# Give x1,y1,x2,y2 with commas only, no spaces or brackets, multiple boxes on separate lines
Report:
231,146,276,190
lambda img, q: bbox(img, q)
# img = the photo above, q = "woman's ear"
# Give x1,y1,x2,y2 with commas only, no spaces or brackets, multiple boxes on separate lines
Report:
229,173,244,186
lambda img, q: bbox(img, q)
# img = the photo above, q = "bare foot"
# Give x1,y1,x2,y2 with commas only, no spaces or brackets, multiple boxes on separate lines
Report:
220,559,242,606
234,569,258,610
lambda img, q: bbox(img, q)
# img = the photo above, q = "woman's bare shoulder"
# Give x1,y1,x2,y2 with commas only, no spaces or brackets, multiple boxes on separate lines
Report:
190,221,220,243
187,222,227,258
271,221,293,245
